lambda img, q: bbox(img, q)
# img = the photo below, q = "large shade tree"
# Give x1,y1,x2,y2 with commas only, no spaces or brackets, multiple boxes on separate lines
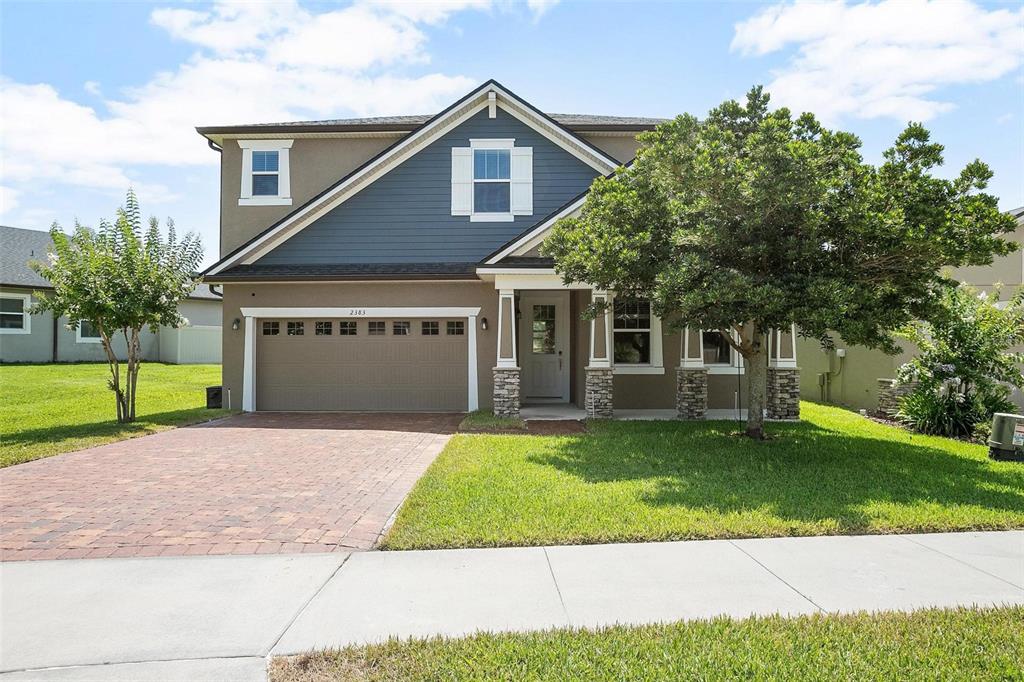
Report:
32,190,203,423
544,87,1016,438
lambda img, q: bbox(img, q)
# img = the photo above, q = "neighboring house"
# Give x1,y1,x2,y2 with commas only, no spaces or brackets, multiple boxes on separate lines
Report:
200,81,800,416
0,226,223,364
797,207,1024,411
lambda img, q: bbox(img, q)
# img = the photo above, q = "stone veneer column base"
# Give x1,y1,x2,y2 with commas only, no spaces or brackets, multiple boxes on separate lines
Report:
676,368,708,420
876,378,917,418
585,367,614,418
766,368,801,420
493,367,521,419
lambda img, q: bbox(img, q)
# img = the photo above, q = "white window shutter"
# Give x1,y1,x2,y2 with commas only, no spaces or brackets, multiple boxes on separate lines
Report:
451,147,472,216
510,146,533,215
239,148,253,200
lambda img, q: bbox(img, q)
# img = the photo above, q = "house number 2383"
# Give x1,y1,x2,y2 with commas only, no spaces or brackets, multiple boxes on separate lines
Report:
349,309,367,316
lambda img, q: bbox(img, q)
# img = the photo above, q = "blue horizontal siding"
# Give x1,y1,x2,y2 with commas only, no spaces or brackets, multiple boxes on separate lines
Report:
257,109,599,265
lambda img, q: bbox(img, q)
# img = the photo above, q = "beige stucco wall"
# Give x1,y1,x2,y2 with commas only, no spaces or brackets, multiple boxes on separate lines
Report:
948,219,1023,299
579,133,643,165
219,136,399,256
220,281,498,412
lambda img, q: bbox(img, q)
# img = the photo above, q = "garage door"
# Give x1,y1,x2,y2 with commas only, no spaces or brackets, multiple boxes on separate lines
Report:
255,317,468,411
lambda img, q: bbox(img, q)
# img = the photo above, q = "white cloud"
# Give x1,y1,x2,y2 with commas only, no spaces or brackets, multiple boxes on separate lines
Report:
732,0,1024,123
526,0,560,19
0,185,20,216
0,0,527,216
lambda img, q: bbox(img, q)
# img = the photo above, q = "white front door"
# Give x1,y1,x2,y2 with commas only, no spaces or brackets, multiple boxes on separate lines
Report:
519,292,570,401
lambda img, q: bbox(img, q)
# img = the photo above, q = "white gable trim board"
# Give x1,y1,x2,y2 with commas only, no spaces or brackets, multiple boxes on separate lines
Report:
206,82,617,277
239,306,481,413
484,194,587,264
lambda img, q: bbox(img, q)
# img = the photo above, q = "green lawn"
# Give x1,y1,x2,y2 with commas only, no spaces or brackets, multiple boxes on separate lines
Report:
0,363,228,467
269,606,1023,682
383,401,1024,549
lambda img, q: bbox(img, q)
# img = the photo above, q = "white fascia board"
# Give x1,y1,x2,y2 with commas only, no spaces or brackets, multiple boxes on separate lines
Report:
240,306,481,318
484,194,587,264
208,83,619,277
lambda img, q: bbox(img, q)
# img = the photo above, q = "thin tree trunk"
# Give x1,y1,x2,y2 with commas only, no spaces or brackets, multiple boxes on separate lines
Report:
128,328,140,422
744,329,768,439
99,329,125,423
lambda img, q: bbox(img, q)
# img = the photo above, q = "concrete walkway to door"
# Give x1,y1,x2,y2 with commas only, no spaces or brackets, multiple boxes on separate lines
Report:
0,413,460,561
0,531,1020,680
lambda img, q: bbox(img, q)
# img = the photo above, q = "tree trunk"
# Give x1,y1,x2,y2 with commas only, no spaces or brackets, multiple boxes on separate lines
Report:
744,329,768,439
127,328,140,422
99,329,127,423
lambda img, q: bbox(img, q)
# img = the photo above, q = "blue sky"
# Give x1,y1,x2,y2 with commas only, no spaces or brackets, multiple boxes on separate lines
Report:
2,0,1022,266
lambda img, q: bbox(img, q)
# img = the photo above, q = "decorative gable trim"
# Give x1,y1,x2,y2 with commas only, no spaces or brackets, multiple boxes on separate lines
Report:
482,193,587,264
204,80,619,277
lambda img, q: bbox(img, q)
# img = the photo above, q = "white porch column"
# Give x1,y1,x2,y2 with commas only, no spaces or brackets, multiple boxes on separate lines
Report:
468,313,479,411
677,326,708,419
585,289,614,418
242,315,255,412
493,289,520,418
587,289,612,368
496,289,518,368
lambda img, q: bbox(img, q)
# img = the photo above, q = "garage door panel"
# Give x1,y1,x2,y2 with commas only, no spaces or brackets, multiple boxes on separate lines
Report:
256,318,468,412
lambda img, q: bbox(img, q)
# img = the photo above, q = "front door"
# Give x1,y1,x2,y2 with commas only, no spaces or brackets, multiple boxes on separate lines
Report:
519,292,569,401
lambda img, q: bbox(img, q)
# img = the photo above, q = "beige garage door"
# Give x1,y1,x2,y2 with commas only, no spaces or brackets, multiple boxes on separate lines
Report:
255,317,468,411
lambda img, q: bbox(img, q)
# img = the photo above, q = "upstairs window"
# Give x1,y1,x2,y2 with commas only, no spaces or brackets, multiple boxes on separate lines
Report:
251,151,279,196
451,139,532,221
0,294,30,334
473,149,510,213
238,140,292,206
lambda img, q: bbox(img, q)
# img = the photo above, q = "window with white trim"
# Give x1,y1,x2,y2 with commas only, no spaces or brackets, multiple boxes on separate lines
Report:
238,140,293,206
613,300,651,364
76,320,102,343
451,139,532,221
702,331,732,365
0,294,30,334
612,298,664,373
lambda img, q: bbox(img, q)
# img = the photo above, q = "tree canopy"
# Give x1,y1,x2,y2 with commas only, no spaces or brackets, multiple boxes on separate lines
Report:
544,86,1017,437
31,190,203,422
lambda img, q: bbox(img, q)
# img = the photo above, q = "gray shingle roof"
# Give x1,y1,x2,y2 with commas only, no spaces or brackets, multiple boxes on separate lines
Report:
0,225,221,300
196,113,668,139
214,262,478,281
0,225,54,288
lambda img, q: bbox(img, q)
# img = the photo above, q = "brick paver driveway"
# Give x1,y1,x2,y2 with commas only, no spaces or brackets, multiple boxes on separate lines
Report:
1,413,460,561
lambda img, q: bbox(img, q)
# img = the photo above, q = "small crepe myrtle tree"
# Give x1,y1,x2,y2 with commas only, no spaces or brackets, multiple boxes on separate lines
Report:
31,190,203,423
544,86,1016,439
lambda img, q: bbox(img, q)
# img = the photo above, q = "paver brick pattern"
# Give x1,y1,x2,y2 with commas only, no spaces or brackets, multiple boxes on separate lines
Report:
1,412,459,561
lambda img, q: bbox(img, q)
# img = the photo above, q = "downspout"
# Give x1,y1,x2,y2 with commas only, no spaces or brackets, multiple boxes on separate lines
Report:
207,139,222,153
52,313,58,362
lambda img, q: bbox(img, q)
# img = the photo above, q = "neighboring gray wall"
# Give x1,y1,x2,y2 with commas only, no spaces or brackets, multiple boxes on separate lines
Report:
0,289,53,363
178,299,222,327
256,109,601,265
0,287,223,364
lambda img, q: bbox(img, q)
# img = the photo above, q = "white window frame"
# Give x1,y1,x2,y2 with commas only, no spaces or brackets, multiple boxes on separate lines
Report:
75,320,103,344
0,293,31,335
611,297,664,375
238,140,293,207
468,138,515,222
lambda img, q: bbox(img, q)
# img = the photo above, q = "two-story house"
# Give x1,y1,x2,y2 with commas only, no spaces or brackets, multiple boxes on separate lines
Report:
199,81,801,418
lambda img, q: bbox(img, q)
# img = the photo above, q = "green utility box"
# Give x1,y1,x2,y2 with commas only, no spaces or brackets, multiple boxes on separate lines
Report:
988,412,1024,461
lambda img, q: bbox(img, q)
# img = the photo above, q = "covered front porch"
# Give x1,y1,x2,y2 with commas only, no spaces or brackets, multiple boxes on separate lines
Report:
477,267,801,421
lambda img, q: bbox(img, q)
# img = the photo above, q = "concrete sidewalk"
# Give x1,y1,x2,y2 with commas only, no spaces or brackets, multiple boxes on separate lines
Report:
1,531,1021,681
